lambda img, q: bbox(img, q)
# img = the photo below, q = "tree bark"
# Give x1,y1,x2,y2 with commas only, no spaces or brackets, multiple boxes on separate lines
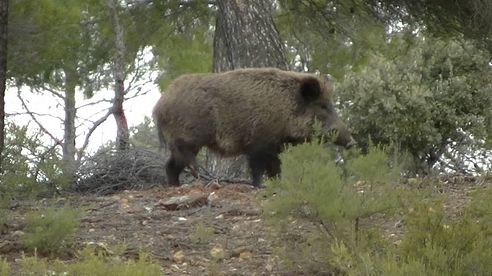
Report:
0,0,8,172
213,0,288,72
62,68,77,180
206,0,288,179
107,0,129,151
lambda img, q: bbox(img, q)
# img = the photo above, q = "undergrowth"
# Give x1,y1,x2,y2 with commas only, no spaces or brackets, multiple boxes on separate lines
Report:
18,247,161,276
261,140,492,275
0,258,9,276
22,204,83,256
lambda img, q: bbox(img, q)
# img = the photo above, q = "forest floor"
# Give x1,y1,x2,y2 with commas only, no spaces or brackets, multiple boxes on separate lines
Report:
0,176,484,275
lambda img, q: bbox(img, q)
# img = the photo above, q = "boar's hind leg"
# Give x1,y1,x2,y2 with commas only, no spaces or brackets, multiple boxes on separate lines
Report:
248,151,281,187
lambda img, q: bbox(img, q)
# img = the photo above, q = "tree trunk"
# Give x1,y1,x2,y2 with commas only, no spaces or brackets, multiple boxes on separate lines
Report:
0,0,8,172
206,0,288,179
213,0,288,72
107,0,129,151
62,68,77,180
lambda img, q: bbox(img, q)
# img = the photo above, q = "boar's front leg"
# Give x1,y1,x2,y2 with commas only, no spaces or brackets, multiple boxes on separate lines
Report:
247,149,281,187
165,155,186,186
166,139,200,186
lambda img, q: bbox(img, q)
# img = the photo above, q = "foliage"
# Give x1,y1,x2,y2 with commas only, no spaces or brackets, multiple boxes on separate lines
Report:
262,140,407,274
190,221,215,245
261,139,492,275
397,199,492,275
0,258,9,276
277,0,387,78
337,36,492,173
374,0,492,52
128,117,160,149
22,204,82,256
18,247,161,276
147,1,214,89
0,123,64,200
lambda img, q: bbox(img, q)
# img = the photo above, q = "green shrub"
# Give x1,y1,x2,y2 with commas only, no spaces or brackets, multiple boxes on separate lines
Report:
19,248,162,276
397,198,492,275
262,141,407,274
262,139,492,275
22,205,82,256
0,258,10,276
65,248,162,276
190,221,215,244
338,36,492,173
1,123,65,199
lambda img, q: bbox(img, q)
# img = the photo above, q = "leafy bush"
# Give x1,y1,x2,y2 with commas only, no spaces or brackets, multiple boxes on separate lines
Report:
0,258,10,276
397,199,492,275
19,248,161,276
338,36,492,173
22,205,82,256
1,123,65,200
262,140,407,274
262,139,492,275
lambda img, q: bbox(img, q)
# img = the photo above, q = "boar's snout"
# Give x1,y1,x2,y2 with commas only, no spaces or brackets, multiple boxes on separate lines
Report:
327,120,356,149
333,129,356,149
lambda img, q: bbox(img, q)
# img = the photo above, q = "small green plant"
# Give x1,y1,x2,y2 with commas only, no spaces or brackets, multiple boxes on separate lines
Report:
262,138,492,275
388,193,492,275
0,258,10,276
66,248,161,276
19,247,162,276
22,204,82,256
262,140,407,274
190,221,215,244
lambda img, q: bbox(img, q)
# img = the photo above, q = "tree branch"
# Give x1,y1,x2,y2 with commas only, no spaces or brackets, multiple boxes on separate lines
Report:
77,109,113,161
17,89,62,145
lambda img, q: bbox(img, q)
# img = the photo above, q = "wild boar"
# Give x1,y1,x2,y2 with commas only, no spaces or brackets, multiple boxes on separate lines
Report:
152,67,355,187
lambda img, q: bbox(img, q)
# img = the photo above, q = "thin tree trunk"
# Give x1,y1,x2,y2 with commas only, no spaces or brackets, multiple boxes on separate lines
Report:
213,0,288,72
107,0,129,151
62,68,77,180
0,0,8,172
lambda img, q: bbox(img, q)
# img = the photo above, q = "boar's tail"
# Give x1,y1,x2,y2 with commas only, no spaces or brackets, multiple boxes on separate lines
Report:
153,116,166,151
157,126,166,151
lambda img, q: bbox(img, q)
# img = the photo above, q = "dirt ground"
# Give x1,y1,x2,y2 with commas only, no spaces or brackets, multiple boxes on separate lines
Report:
0,175,485,275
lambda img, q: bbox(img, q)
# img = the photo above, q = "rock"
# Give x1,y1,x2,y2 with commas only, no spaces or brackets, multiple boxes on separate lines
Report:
157,192,208,211
12,230,24,238
239,250,253,260
207,192,219,207
215,214,224,219
173,250,185,263
210,244,225,260
407,178,419,186
230,246,250,258
265,256,279,272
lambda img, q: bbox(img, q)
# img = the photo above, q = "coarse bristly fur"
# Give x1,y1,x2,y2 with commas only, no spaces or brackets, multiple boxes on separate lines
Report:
153,67,355,187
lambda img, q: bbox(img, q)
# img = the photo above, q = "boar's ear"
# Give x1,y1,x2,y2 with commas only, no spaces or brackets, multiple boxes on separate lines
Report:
300,77,321,102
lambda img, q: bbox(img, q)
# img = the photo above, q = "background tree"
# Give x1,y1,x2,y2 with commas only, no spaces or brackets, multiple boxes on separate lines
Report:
199,0,290,180
277,0,386,77
213,0,288,71
0,0,7,171
372,0,492,51
107,0,129,151
7,0,102,180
